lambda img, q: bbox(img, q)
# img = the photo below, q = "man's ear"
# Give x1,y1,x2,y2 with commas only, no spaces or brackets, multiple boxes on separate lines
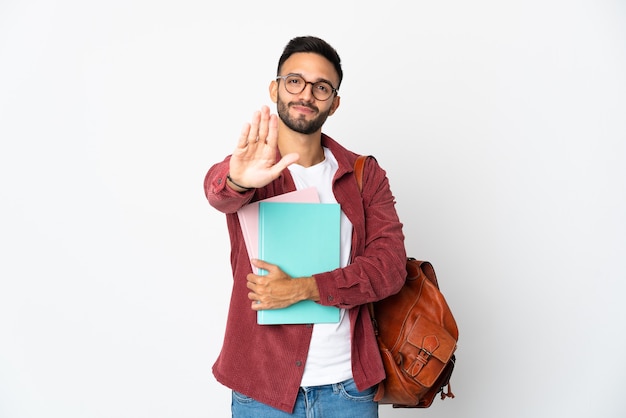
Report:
328,95,341,116
269,80,278,103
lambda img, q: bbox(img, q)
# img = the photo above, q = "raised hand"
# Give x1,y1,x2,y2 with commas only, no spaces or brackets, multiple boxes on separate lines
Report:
228,106,299,190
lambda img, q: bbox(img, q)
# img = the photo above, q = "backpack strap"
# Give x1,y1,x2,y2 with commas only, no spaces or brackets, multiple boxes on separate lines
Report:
353,155,379,333
353,155,371,193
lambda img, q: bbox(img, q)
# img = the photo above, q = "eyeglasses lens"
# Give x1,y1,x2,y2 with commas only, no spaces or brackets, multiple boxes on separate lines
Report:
283,75,333,101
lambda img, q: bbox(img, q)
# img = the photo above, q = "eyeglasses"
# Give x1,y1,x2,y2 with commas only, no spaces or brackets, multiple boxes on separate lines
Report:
276,74,338,101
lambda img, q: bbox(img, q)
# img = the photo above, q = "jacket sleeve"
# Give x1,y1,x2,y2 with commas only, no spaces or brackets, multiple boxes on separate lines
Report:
204,155,255,214
314,157,407,309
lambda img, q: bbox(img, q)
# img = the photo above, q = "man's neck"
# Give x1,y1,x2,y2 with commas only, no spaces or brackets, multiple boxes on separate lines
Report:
278,128,325,168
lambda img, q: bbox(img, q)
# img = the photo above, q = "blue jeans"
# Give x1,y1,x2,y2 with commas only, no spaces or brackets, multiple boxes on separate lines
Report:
231,378,378,418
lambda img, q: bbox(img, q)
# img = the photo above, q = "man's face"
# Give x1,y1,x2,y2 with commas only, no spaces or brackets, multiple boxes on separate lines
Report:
272,52,340,135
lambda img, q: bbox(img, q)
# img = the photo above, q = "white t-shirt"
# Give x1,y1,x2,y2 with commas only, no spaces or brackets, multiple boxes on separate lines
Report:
287,147,353,386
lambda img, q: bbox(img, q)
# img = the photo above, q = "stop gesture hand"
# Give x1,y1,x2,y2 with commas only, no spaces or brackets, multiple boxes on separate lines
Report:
228,106,299,190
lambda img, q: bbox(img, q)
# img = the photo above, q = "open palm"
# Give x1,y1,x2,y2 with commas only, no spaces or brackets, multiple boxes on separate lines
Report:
228,106,299,189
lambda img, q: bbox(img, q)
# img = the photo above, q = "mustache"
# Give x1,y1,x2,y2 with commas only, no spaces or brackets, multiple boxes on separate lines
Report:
289,101,318,112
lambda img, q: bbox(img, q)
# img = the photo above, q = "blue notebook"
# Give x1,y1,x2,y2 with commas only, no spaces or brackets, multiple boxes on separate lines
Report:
257,202,341,325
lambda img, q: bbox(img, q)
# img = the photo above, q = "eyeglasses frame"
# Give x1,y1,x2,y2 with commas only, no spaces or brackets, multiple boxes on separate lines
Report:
275,73,338,101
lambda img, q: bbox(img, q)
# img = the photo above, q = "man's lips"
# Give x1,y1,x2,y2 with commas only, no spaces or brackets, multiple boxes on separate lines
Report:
291,103,317,115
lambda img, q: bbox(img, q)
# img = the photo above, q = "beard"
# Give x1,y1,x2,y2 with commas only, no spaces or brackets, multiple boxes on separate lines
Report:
276,94,332,135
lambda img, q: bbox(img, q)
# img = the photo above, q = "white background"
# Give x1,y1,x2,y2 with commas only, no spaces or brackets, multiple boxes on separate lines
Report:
1,1,625,417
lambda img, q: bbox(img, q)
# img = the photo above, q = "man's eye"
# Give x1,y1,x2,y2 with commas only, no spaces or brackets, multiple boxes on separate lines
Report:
316,83,331,93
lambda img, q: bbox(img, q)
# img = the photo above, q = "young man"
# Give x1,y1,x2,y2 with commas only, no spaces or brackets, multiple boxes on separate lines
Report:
204,36,406,417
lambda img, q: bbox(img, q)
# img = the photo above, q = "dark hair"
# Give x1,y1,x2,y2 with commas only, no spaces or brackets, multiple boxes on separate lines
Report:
277,36,343,90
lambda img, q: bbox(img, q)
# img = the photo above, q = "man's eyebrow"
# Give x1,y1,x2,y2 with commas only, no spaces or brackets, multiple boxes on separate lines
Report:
286,73,336,86
316,77,335,86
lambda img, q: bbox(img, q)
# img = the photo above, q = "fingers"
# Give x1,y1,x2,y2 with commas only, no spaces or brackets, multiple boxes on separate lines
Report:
234,107,267,153
236,122,251,150
250,258,272,272
239,106,272,148
247,268,266,309
247,290,262,310
265,113,278,148
248,110,261,143
250,106,273,144
258,106,270,142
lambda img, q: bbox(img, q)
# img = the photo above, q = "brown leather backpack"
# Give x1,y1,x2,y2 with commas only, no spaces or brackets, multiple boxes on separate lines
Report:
354,155,459,408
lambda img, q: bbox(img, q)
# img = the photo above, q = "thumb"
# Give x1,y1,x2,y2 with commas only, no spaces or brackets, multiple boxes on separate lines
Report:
251,258,276,272
269,153,300,176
